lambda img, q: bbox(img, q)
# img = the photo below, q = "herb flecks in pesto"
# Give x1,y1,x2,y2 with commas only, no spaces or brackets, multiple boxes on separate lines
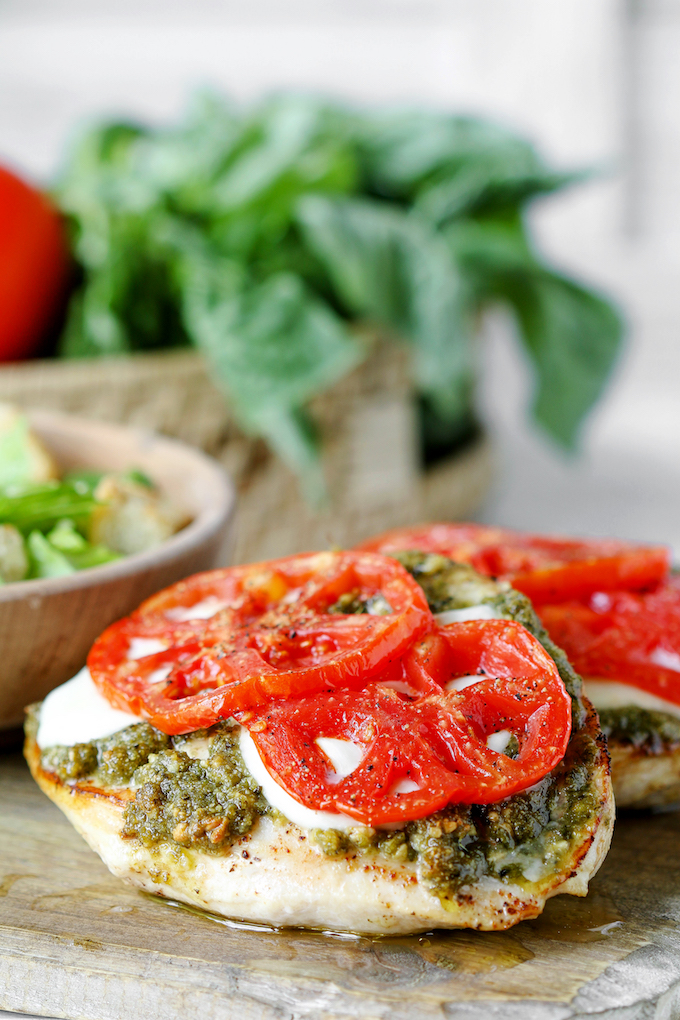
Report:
410,729,600,899
37,714,266,853
121,727,266,851
599,706,680,754
311,730,600,895
312,826,415,862
41,723,171,786
392,551,501,613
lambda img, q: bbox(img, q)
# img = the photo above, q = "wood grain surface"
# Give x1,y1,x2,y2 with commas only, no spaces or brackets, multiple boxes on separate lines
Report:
1,752,680,1020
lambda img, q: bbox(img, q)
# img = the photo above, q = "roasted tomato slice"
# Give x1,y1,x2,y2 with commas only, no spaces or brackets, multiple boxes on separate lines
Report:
240,619,571,825
358,523,669,603
88,550,432,734
540,578,680,705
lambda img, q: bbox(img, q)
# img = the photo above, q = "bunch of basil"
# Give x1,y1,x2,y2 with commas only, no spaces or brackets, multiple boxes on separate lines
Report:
56,94,622,500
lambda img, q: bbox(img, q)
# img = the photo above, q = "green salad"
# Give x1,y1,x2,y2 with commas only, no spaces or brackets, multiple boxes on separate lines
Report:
0,406,185,583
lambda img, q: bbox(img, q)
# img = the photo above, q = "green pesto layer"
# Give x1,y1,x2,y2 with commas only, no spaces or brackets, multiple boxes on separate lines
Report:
599,706,680,755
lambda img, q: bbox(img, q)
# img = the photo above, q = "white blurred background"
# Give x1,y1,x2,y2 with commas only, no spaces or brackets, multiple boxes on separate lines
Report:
1,0,678,551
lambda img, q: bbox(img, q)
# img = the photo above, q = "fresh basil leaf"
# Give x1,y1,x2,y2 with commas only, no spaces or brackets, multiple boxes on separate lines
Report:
54,94,623,489
60,274,130,357
358,113,524,193
180,257,360,500
211,96,356,212
134,93,243,205
500,271,624,448
60,211,190,358
359,111,580,221
296,194,414,328
417,164,580,225
297,194,474,435
445,218,624,446
124,468,154,489
445,217,536,281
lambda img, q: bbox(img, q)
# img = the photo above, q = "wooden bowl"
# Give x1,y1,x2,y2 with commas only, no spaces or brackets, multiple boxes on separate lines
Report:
0,411,235,731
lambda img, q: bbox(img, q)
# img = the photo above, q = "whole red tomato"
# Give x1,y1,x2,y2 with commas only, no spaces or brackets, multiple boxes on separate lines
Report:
0,164,70,361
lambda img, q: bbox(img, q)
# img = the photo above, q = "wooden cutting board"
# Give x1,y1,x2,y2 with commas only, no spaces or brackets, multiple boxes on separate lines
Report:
2,751,680,1020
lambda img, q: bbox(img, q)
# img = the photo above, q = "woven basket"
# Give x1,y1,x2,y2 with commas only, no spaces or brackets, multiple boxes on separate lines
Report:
0,343,493,564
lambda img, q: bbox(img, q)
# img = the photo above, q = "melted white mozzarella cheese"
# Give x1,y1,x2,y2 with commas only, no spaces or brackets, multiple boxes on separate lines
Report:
649,646,680,672
584,680,680,720
486,729,512,753
165,597,228,622
37,667,142,749
390,777,420,794
126,637,172,684
446,674,485,692
127,637,168,660
146,665,172,685
316,737,365,783
239,728,360,831
435,605,500,626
